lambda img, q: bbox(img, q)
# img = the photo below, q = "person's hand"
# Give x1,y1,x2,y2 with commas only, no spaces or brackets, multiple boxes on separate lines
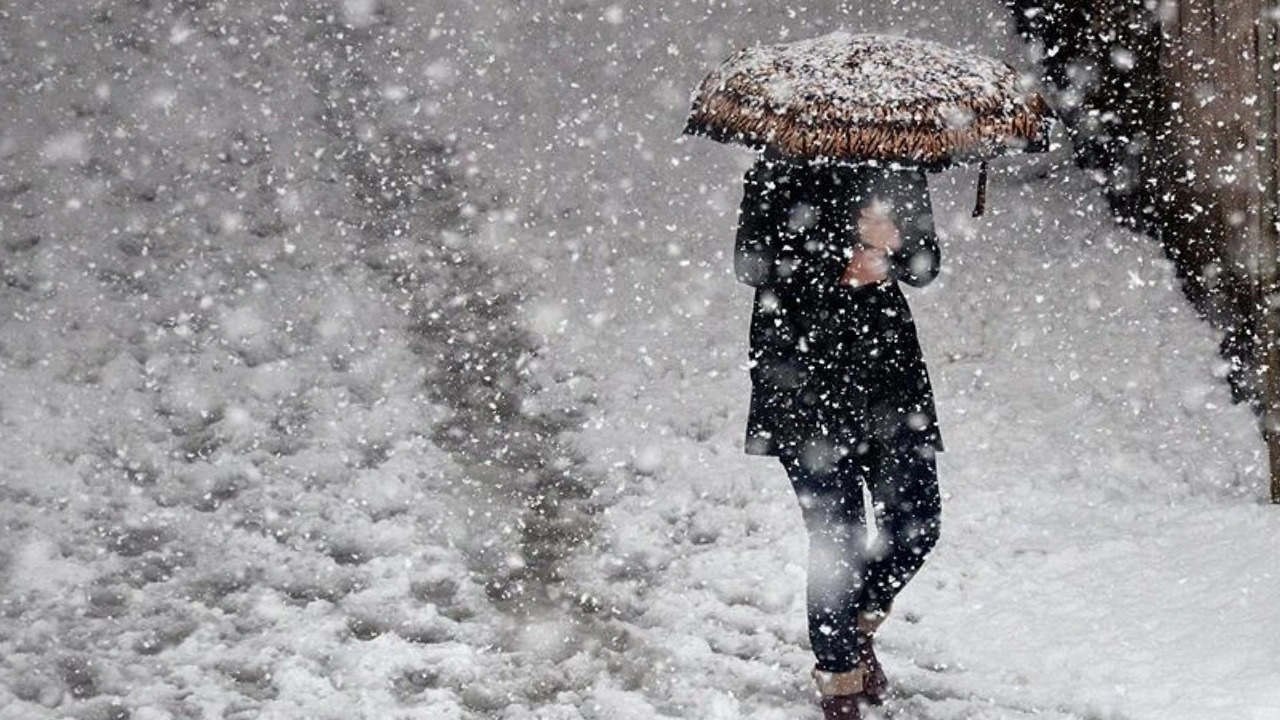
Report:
839,245,890,287
839,200,901,287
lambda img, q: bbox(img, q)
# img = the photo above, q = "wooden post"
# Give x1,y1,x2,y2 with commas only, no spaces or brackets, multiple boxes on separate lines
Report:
1257,11,1280,504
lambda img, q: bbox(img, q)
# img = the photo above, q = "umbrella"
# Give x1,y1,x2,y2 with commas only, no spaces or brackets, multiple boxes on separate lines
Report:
683,32,1055,215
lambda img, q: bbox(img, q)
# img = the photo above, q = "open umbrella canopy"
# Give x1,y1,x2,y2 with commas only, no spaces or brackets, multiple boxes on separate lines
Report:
684,32,1054,171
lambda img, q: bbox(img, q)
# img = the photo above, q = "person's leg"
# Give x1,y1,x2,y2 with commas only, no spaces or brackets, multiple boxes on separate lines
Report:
779,449,875,674
859,439,942,615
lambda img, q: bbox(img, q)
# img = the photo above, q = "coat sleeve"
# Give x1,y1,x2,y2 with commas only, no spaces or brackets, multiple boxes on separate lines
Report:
882,169,941,288
735,159,850,291
733,160,784,288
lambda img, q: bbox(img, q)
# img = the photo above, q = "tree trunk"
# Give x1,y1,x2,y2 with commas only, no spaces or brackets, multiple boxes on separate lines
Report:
1257,14,1280,503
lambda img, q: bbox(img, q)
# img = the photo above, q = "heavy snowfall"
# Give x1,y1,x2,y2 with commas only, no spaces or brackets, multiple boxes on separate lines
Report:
1,1,1278,719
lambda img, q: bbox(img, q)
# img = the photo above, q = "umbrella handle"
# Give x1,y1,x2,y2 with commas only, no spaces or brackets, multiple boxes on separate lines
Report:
972,161,988,217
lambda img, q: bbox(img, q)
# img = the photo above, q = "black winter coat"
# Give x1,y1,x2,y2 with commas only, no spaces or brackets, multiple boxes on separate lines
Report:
735,155,945,463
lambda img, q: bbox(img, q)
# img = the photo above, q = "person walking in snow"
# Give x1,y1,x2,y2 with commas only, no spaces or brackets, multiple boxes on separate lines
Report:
734,147,944,720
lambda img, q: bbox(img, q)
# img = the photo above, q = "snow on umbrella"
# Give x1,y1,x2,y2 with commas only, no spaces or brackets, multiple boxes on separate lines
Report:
683,32,1056,215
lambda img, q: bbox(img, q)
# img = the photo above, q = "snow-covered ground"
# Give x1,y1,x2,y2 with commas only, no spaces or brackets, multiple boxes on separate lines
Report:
530,160,1280,720
2,1,1278,719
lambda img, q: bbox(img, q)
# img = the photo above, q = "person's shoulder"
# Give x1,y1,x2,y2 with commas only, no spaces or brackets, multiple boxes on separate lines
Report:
748,153,808,192
868,163,929,195
754,152,798,173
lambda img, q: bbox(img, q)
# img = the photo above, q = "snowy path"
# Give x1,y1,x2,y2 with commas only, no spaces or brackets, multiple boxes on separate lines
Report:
4,2,1278,718
516,161,1279,719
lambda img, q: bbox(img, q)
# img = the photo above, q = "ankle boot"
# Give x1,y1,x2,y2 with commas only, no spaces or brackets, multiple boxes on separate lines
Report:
855,609,890,705
819,694,861,720
811,666,865,720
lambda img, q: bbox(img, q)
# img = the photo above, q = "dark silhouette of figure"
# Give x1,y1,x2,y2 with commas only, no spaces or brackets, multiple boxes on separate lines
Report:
734,151,944,718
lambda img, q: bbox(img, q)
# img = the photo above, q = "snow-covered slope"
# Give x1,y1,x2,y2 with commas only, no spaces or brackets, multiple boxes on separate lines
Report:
2,1,1276,720
1,2,594,718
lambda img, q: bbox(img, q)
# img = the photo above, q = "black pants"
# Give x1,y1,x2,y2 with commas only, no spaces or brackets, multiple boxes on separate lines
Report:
779,438,942,673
